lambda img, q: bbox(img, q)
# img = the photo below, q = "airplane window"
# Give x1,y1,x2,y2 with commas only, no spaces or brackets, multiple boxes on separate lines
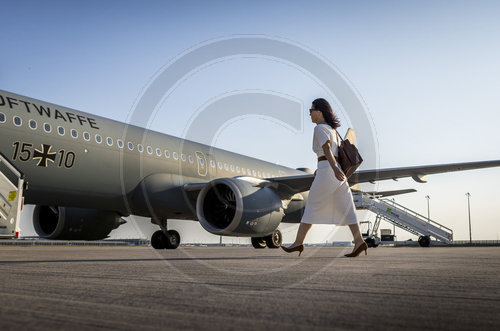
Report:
156,148,162,157
137,144,144,152
189,155,193,163
29,120,37,130
173,152,178,160
230,165,234,172
71,129,78,138
199,158,204,166
0,113,5,123
218,162,222,169
13,116,22,126
147,146,153,154
247,169,251,175
258,171,261,177
224,163,228,171
242,168,246,175
57,126,65,136
44,123,52,133
236,166,240,173
181,154,186,162
165,150,170,158
95,135,102,144
252,170,256,176
210,160,215,168
128,142,134,150
117,140,124,148
106,137,113,146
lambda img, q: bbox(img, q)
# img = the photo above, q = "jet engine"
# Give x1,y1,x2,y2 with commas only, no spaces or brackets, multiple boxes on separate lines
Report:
196,177,285,236
33,206,123,240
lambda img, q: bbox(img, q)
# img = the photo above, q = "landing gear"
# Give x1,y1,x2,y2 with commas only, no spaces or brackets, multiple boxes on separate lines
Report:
151,230,167,249
418,235,431,247
364,236,380,248
151,219,181,249
264,228,282,248
251,237,267,249
166,230,180,249
251,228,282,249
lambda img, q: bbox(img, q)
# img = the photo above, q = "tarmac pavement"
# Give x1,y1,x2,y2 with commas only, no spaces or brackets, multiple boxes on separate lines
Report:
0,245,498,330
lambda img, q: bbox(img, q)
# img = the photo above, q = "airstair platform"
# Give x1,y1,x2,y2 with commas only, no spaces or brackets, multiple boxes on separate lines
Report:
353,194,453,245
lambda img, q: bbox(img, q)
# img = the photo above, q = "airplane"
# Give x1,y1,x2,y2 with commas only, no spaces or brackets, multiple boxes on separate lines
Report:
1,89,499,249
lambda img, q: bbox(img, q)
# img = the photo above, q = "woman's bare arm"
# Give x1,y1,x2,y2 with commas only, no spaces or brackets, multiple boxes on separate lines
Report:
322,141,346,181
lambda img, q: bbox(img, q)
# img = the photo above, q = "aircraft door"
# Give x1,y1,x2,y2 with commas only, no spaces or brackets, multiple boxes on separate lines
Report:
195,151,207,177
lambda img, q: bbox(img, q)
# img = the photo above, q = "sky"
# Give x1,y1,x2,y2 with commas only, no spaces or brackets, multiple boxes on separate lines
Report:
2,0,500,243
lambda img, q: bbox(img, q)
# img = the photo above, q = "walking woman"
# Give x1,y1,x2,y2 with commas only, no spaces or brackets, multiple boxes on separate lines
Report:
281,98,368,257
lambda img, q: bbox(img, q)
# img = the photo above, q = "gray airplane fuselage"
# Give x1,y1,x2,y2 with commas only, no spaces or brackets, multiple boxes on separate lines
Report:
0,90,306,221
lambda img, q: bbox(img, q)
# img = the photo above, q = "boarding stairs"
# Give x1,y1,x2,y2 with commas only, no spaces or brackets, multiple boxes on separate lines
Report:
0,153,24,239
353,194,453,244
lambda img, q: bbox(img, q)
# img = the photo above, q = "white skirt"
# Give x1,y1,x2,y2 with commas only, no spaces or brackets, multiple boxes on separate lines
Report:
301,160,358,225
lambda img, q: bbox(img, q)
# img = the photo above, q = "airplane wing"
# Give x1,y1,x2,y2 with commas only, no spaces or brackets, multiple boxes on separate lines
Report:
352,188,417,197
267,160,500,193
350,159,500,184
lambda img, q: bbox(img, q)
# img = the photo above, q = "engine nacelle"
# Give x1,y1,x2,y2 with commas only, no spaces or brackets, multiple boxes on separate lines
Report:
33,206,123,240
196,177,285,236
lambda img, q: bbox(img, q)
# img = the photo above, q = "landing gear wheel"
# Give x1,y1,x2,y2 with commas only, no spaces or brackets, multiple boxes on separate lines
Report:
166,230,180,249
251,237,267,249
151,230,167,249
418,235,431,247
364,237,379,248
264,228,282,248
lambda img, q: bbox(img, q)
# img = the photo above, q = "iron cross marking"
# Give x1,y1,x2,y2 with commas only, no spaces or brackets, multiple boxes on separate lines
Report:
33,144,57,167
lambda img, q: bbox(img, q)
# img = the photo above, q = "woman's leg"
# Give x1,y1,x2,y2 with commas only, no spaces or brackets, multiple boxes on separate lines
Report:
348,223,365,247
290,223,312,247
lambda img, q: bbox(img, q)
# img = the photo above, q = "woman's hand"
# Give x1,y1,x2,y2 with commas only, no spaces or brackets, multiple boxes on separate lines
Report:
320,141,345,181
333,164,346,181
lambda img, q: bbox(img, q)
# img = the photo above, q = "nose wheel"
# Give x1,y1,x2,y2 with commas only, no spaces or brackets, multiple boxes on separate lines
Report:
151,219,180,249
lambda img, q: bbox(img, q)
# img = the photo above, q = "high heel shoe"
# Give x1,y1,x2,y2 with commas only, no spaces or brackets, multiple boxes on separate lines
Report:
281,244,304,256
344,242,368,257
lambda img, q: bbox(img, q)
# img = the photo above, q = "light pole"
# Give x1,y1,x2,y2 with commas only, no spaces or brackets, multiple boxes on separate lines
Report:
466,192,472,245
425,195,430,222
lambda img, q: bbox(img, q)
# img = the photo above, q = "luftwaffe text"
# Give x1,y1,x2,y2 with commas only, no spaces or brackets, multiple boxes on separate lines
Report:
0,94,99,129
